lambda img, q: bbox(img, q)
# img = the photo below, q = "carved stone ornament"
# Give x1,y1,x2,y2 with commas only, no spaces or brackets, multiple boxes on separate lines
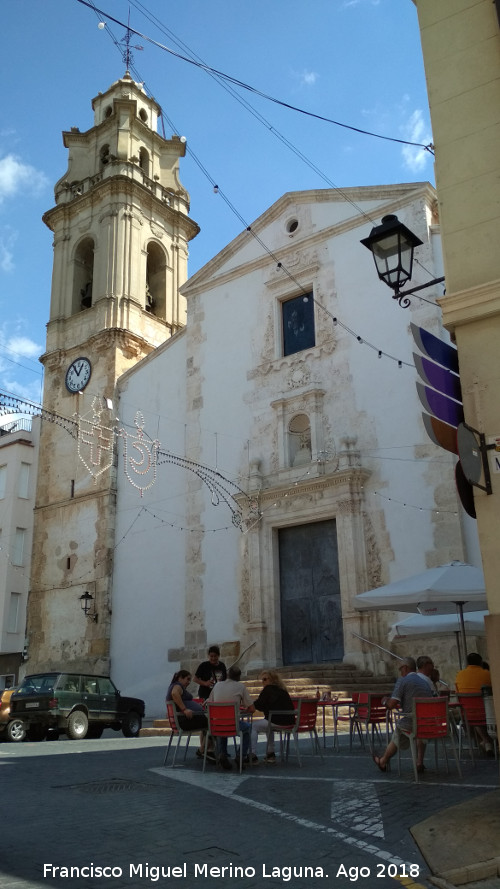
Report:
265,248,320,290
287,366,311,389
150,221,163,239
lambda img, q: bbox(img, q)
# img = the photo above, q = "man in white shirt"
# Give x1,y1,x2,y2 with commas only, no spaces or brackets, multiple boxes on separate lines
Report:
208,666,255,769
415,655,436,691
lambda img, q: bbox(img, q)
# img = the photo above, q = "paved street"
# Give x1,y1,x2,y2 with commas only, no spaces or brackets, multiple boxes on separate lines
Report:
1,732,497,889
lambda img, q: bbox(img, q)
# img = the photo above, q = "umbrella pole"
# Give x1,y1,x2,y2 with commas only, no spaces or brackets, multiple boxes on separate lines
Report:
455,602,467,669
454,631,462,670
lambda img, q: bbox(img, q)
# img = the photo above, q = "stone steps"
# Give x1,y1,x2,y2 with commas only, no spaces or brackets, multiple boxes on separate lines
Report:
140,662,393,738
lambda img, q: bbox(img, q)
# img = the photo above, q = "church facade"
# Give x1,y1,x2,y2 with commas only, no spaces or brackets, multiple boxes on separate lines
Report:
26,74,474,717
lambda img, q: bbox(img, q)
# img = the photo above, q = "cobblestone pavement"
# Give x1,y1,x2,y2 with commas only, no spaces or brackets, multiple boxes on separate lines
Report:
0,732,497,889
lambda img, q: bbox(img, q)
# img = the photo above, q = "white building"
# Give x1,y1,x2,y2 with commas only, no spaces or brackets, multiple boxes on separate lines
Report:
24,73,474,718
110,181,471,717
0,417,40,688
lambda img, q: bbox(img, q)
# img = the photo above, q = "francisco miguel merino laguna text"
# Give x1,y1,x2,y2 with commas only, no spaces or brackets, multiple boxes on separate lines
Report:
43,863,328,881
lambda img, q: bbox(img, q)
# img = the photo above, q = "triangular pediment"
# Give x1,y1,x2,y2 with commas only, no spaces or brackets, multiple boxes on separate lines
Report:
181,182,435,297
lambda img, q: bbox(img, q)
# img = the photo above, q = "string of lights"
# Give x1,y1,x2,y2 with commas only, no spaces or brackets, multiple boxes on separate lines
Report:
0,389,254,527
88,0,440,246
0,3,442,398
0,493,246,596
141,505,237,534
110,0,411,232
77,0,434,155
367,488,458,517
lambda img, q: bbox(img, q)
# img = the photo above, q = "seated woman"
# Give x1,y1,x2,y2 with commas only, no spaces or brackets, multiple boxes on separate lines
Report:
251,670,295,763
166,670,213,761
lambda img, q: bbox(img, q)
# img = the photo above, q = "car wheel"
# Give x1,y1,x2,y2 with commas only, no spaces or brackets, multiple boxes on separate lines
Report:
86,725,104,739
122,711,142,737
67,710,89,740
6,719,26,743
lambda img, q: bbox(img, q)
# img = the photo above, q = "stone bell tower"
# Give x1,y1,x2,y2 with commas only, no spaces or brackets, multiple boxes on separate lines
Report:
26,73,199,673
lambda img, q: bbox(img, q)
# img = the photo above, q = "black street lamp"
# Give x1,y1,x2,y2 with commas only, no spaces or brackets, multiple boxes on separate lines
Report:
79,591,98,622
361,214,445,308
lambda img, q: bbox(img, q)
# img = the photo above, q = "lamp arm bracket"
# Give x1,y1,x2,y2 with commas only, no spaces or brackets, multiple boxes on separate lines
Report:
394,276,446,300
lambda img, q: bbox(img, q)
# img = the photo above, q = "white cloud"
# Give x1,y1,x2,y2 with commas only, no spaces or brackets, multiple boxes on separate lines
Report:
0,153,48,204
291,68,319,89
7,336,42,360
300,70,319,86
0,226,17,271
340,0,380,7
400,108,433,173
0,377,42,404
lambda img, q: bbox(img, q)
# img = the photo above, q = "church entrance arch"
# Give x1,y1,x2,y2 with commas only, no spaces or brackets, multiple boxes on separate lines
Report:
279,518,343,665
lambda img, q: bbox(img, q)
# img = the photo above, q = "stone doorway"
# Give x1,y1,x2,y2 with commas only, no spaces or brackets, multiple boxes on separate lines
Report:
279,519,344,665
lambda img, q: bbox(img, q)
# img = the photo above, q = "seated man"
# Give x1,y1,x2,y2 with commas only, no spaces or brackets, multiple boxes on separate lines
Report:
207,666,255,769
373,656,433,773
455,652,493,755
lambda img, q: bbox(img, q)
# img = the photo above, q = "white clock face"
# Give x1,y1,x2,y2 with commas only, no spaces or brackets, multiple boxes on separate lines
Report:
65,357,92,393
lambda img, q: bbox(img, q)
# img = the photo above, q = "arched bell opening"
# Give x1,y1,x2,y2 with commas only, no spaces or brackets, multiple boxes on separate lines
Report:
145,241,166,320
72,237,95,314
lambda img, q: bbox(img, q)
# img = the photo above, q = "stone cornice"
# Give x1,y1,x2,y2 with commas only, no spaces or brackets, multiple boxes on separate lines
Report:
253,467,371,505
270,387,326,409
43,176,199,240
438,278,500,329
40,326,155,367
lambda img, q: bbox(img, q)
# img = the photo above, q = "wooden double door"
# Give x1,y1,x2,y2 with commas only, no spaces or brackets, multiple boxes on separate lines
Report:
279,519,344,665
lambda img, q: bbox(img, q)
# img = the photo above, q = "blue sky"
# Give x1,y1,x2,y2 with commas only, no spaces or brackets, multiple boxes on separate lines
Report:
1,0,433,407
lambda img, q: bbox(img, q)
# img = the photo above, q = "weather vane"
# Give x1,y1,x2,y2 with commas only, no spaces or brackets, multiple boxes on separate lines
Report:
120,7,143,71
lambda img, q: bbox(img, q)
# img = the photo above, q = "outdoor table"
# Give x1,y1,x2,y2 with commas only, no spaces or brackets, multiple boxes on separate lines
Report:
316,699,338,747
331,699,358,750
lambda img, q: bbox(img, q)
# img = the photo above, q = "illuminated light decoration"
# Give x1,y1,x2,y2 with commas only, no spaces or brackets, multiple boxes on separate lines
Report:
1,389,255,528
117,411,160,497
76,397,116,482
0,390,77,438
157,449,250,529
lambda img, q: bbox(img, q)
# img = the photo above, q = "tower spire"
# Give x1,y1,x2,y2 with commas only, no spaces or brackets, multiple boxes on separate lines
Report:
120,7,143,73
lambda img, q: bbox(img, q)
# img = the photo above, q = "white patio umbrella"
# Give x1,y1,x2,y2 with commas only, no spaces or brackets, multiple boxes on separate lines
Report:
388,611,487,641
354,561,487,666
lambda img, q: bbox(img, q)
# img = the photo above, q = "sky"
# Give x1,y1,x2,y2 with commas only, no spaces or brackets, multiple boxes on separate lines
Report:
0,0,434,408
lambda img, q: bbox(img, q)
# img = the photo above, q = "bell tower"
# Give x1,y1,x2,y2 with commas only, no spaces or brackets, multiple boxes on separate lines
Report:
27,73,199,673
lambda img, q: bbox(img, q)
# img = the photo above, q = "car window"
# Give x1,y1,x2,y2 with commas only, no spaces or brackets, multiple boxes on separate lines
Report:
60,676,80,692
17,675,57,694
83,677,99,694
98,678,117,695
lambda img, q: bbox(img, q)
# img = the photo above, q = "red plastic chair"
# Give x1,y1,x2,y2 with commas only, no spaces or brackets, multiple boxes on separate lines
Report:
456,693,489,762
204,702,245,773
269,699,323,766
352,693,387,752
397,697,462,783
163,700,199,767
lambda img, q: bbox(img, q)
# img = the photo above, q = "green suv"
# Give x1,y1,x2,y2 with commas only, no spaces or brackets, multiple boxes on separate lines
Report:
10,673,145,741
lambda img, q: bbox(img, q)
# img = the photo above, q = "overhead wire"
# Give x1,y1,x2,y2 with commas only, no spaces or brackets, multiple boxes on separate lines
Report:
123,0,394,225
20,2,450,521
80,0,442,364
76,0,434,155
85,0,442,361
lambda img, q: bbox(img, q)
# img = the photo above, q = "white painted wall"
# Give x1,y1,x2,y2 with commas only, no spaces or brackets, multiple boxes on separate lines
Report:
110,184,478,718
